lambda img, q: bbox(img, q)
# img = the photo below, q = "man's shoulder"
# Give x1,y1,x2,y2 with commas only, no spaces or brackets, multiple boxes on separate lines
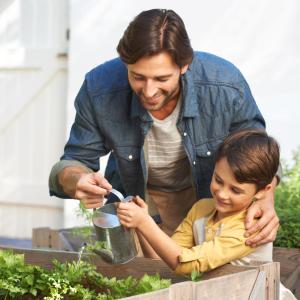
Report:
191,51,242,84
85,57,130,95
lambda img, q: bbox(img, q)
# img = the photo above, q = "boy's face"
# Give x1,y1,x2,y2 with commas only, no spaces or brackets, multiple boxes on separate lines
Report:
210,157,257,219
127,51,188,112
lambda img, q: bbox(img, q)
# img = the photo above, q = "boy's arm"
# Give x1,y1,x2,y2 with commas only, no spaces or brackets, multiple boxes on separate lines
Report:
174,217,257,275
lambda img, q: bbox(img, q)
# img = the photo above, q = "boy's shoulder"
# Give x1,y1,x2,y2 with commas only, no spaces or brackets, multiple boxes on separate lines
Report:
189,198,215,220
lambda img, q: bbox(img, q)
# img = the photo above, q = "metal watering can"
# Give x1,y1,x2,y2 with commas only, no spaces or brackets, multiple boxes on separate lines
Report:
92,189,138,264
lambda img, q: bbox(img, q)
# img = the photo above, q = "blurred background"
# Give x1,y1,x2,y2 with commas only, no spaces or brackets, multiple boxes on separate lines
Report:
0,0,299,243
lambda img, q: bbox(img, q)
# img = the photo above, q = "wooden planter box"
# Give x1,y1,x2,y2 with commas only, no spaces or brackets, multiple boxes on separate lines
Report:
1,246,280,300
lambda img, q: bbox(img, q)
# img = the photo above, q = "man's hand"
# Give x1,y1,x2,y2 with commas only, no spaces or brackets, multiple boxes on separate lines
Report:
117,196,149,228
58,167,112,209
75,172,112,208
244,177,279,247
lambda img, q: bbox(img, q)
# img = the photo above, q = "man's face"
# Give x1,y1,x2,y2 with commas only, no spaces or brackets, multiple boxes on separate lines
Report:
127,52,188,112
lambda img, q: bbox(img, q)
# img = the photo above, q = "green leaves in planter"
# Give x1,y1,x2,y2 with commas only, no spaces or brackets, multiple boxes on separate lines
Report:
0,250,170,299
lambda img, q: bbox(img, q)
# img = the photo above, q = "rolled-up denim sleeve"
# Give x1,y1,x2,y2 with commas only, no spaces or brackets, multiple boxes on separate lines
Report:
49,160,93,198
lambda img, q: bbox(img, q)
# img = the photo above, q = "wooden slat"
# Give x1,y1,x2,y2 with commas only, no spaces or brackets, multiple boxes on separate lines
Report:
193,269,259,300
249,261,280,300
249,271,266,300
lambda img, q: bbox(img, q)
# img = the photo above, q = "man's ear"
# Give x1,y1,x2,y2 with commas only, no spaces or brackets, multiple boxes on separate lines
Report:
180,64,189,75
254,183,273,200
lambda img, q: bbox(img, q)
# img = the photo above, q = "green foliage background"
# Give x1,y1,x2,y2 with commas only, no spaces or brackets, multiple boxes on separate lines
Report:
275,148,300,248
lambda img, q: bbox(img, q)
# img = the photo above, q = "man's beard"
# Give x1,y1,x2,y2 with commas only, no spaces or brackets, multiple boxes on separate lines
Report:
138,84,180,111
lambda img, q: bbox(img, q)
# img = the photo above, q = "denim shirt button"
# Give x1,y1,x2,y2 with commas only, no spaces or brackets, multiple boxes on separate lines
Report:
128,154,133,160
183,132,187,136
206,151,211,156
193,161,196,165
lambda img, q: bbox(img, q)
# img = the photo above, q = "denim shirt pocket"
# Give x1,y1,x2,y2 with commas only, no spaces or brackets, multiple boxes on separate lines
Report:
195,137,224,181
113,146,142,194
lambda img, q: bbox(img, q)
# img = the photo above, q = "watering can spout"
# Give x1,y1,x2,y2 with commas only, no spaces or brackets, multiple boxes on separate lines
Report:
93,248,115,264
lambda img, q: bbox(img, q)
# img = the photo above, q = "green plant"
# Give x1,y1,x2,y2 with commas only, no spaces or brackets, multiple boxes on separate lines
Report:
275,147,300,248
0,250,170,300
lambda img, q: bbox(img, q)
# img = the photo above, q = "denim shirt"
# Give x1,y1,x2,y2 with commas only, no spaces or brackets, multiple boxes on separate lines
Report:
50,51,265,199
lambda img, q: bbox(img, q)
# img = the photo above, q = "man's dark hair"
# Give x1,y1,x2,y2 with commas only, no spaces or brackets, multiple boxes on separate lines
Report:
216,129,280,191
117,9,193,67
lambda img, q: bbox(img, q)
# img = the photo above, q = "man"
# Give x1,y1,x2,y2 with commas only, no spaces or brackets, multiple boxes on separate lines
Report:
49,9,279,251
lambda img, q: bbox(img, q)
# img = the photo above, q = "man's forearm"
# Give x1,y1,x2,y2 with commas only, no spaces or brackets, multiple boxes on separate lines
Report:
58,166,90,198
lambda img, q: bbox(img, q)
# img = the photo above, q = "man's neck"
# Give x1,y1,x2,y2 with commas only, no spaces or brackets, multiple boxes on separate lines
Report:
150,98,179,120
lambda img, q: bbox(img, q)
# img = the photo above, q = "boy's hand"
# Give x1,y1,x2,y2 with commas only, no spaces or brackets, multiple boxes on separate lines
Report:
244,179,279,247
117,196,150,228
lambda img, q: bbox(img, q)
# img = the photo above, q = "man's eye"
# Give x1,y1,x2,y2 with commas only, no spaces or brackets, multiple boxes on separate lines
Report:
157,78,168,82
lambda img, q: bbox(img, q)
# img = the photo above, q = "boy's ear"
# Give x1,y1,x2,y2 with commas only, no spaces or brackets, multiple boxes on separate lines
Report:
254,183,272,200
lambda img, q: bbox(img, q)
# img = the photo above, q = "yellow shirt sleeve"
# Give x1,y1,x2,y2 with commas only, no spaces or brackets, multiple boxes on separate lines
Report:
174,212,257,275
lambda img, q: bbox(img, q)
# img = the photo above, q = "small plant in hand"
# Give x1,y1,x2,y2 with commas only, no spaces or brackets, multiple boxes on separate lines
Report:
0,250,171,299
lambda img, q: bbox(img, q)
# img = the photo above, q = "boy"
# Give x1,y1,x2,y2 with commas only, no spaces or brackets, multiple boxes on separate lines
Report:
117,129,279,273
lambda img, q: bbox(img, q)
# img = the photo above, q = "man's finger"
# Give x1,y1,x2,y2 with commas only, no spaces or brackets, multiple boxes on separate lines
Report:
245,218,279,246
84,202,103,209
77,183,108,197
245,202,263,229
94,172,112,190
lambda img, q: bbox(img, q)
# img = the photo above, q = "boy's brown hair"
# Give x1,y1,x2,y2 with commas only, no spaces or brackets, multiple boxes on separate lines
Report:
117,9,193,67
216,129,280,191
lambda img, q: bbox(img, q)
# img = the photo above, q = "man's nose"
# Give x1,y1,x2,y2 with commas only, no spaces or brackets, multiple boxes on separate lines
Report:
143,80,157,98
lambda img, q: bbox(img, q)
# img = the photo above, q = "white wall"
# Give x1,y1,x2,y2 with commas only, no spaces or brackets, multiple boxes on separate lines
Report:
0,0,69,237
64,0,300,226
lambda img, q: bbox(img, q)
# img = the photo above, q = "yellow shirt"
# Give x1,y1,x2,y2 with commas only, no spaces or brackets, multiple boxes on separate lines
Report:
172,198,269,275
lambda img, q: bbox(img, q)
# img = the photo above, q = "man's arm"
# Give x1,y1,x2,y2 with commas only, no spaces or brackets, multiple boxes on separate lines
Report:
49,160,112,208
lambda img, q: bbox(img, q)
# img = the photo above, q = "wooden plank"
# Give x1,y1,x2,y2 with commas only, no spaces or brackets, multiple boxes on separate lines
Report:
193,269,259,300
273,247,300,284
121,288,170,300
249,261,280,300
32,227,51,248
249,271,266,300
169,281,194,300
273,246,300,298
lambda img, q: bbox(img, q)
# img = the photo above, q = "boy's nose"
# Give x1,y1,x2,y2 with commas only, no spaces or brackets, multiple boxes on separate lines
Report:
217,189,229,200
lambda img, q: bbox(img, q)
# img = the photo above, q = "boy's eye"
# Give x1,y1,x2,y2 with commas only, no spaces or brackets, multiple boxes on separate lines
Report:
231,188,241,194
215,176,222,184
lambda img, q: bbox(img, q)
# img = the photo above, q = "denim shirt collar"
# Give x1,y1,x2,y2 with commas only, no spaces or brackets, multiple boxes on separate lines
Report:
130,68,199,121
130,93,152,122
180,69,199,118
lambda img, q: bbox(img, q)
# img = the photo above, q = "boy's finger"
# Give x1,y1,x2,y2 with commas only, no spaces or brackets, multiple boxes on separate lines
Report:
135,196,146,207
